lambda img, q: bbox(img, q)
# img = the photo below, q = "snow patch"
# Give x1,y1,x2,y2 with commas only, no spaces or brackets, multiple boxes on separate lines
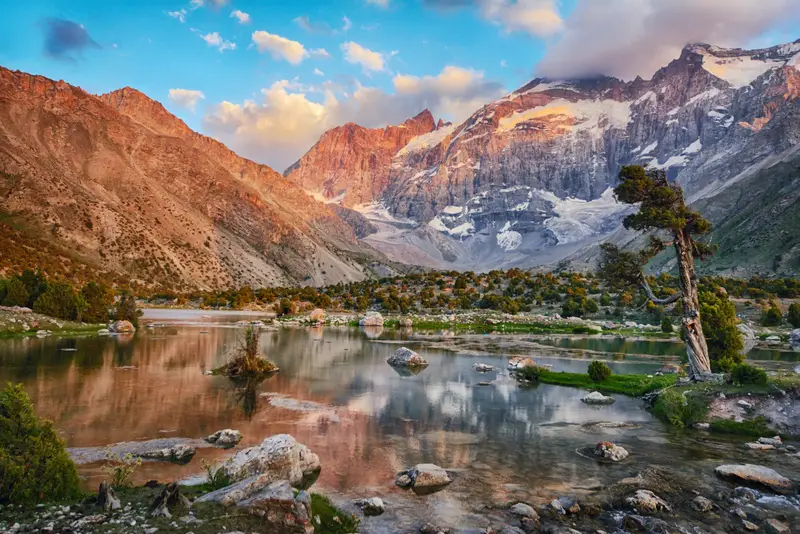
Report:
442,205,463,215
640,141,658,155
496,229,522,251
685,88,721,106
497,98,632,134
648,154,688,170
692,46,787,88
398,124,456,156
682,139,702,154
537,188,629,245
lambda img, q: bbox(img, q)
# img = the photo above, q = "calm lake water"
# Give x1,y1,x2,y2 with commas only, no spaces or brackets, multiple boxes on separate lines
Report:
0,309,797,532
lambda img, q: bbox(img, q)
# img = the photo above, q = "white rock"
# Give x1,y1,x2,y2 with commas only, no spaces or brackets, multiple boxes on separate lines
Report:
222,434,320,488
387,347,428,367
581,391,616,405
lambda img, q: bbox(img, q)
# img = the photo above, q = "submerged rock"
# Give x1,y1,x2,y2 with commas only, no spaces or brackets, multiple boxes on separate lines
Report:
473,363,494,372
550,495,580,515
140,444,196,464
625,489,671,513
691,495,713,512
715,464,795,494
387,347,429,367
205,429,243,448
582,391,616,405
396,463,452,494
594,441,629,462
222,434,321,489
354,497,385,516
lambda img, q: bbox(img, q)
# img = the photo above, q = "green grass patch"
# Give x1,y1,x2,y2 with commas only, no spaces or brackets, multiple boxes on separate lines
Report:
310,494,360,534
530,370,677,396
709,417,775,437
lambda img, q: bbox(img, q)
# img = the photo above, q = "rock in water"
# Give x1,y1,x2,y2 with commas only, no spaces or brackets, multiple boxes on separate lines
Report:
582,391,616,405
237,480,313,533
714,464,795,494
395,463,452,495
109,320,136,334
140,444,196,464
222,434,321,489
150,482,190,518
97,481,120,512
205,429,243,448
387,347,429,367
399,317,413,327
765,518,791,534
691,495,713,512
507,357,536,370
625,490,671,513
354,497,385,516
594,442,629,462
309,308,326,323
509,503,538,520
359,312,384,326
473,363,494,372
790,329,800,349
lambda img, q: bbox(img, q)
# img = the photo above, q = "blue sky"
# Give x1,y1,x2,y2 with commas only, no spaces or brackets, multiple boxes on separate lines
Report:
1,0,797,170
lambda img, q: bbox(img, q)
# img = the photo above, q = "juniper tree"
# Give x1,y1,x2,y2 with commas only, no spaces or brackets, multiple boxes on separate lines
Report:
603,165,715,379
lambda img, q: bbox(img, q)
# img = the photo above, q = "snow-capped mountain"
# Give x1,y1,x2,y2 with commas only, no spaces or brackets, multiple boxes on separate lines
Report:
286,39,800,273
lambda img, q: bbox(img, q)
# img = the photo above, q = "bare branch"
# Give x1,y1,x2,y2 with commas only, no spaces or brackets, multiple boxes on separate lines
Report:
640,273,682,305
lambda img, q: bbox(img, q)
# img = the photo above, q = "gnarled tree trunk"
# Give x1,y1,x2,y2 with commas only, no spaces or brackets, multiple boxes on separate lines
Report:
673,228,712,378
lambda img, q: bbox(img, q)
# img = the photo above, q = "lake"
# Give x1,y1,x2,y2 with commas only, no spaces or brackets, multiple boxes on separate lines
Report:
0,309,797,532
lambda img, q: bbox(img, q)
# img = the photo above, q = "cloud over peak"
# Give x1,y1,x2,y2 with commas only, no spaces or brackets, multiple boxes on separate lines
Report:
41,18,100,61
168,88,205,111
341,42,385,71
252,31,308,64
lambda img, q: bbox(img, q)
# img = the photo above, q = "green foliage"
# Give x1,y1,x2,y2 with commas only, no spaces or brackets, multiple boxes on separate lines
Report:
760,301,783,326
652,388,709,428
276,298,292,317
600,292,612,306
214,327,278,377
516,370,676,396
597,243,644,290
699,290,744,372
588,360,612,382
660,315,674,333
729,363,768,385
32,281,79,321
200,458,230,491
0,383,81,504
80,282,114,324
113,291,142,327
310,494,359,534
709,416,774,437
514,365,546,381
102,451,141,488
788,303,800,328
2,278,29,307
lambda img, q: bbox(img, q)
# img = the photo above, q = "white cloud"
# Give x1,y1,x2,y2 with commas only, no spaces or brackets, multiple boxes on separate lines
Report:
191,0,228,8
342,16,352,31
230,10,250,24
252,31,308,64
203,65,503,170
314,68,325,76
168,9,187,23
365,0,391,7
310,48,330,58
168,88,206,111
537,0,800,80
500,59,507,67
200,31,235,52
341,41,385,71
480,0,562,37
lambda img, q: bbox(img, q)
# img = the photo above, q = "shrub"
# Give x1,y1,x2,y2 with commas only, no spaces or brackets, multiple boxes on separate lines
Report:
102,451,141,488
729,363,768,385
760,301,783,326
214,328,278,377
660,316,674,333
2,278,29,307
699,290,744,372
787,302,800,328
113,291,142,327
0,383,81,504
200,458,231,491
33,281,79,321
652,388,709,428
311,494,360,534
588,361,612,382
81,282,114,324
515,364,546,381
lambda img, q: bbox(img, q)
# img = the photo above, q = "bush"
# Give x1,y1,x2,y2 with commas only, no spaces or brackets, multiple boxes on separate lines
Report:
2,278,29,307
0,383,81,504
652,388,708,428
200,458,231,491
514,365,546,381
787,302,800,328
113,291,142,327
699,290,744,372
660,316,674,333
760,301,783,326
214,328,279,377
729,363,768,385
81,282,114,324
588,361,612,382
310,494,359,534
102,451,141,488
32,281,79,321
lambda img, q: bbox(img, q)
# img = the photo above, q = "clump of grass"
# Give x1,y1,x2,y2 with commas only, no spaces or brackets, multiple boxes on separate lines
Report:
199,459,230,491
729,363,767,386
651,388,709,428
709,417,775,437
519,370,676,396
102,450,142,488
213,328,278,378
514,364,547,381
310,494,359,534
588,360,612,382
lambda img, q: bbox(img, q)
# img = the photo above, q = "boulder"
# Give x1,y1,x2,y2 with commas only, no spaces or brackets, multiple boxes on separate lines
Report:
765,518,791,534
582,391,616,405
395,464,452,495
399,317,413,327
550,496,580,515
308,309,326,323
656,364,683,374
109,320,136,334
222,434,321,489
758,435,783,447
594,442,629,462
195,473,275,506
791,329,800,349
738,323,757,354
691,495,713,512
744,442,775,451
387,347,428,367
359,312,384,327
473,363,494,372
509,502,538,520
625,489,671,513
205,429,243,448
714,464,795,494
354,497,385,516
140,444,196,464
237,481,313,533
507,357,536,370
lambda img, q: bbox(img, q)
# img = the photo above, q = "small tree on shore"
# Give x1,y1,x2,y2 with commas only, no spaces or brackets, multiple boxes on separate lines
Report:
601,166,716,379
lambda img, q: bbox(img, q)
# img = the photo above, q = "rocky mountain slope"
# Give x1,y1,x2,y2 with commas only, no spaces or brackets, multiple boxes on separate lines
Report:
0,67,392,290
287,39,800,275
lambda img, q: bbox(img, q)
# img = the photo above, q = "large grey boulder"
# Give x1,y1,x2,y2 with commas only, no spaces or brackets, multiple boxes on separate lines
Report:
790,329,800,349
594,442,629,462
387,347,429,367
222,434,320,489
205,429,243,448
581,391,615,405
359,312,384,326
237,481,313,533
715,464,795,494
625,490,671,513
395,463,452,495
140,444,196,464
195,473,276,506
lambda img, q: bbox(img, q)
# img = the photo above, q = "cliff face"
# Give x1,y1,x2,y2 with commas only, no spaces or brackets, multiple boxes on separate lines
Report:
0,67,390,289
286,39,800,274
284,110,437,207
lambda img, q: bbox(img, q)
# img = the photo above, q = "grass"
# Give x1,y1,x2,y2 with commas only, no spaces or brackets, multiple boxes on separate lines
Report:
310,494,360,533
709,417,776,438
524,369,677,396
